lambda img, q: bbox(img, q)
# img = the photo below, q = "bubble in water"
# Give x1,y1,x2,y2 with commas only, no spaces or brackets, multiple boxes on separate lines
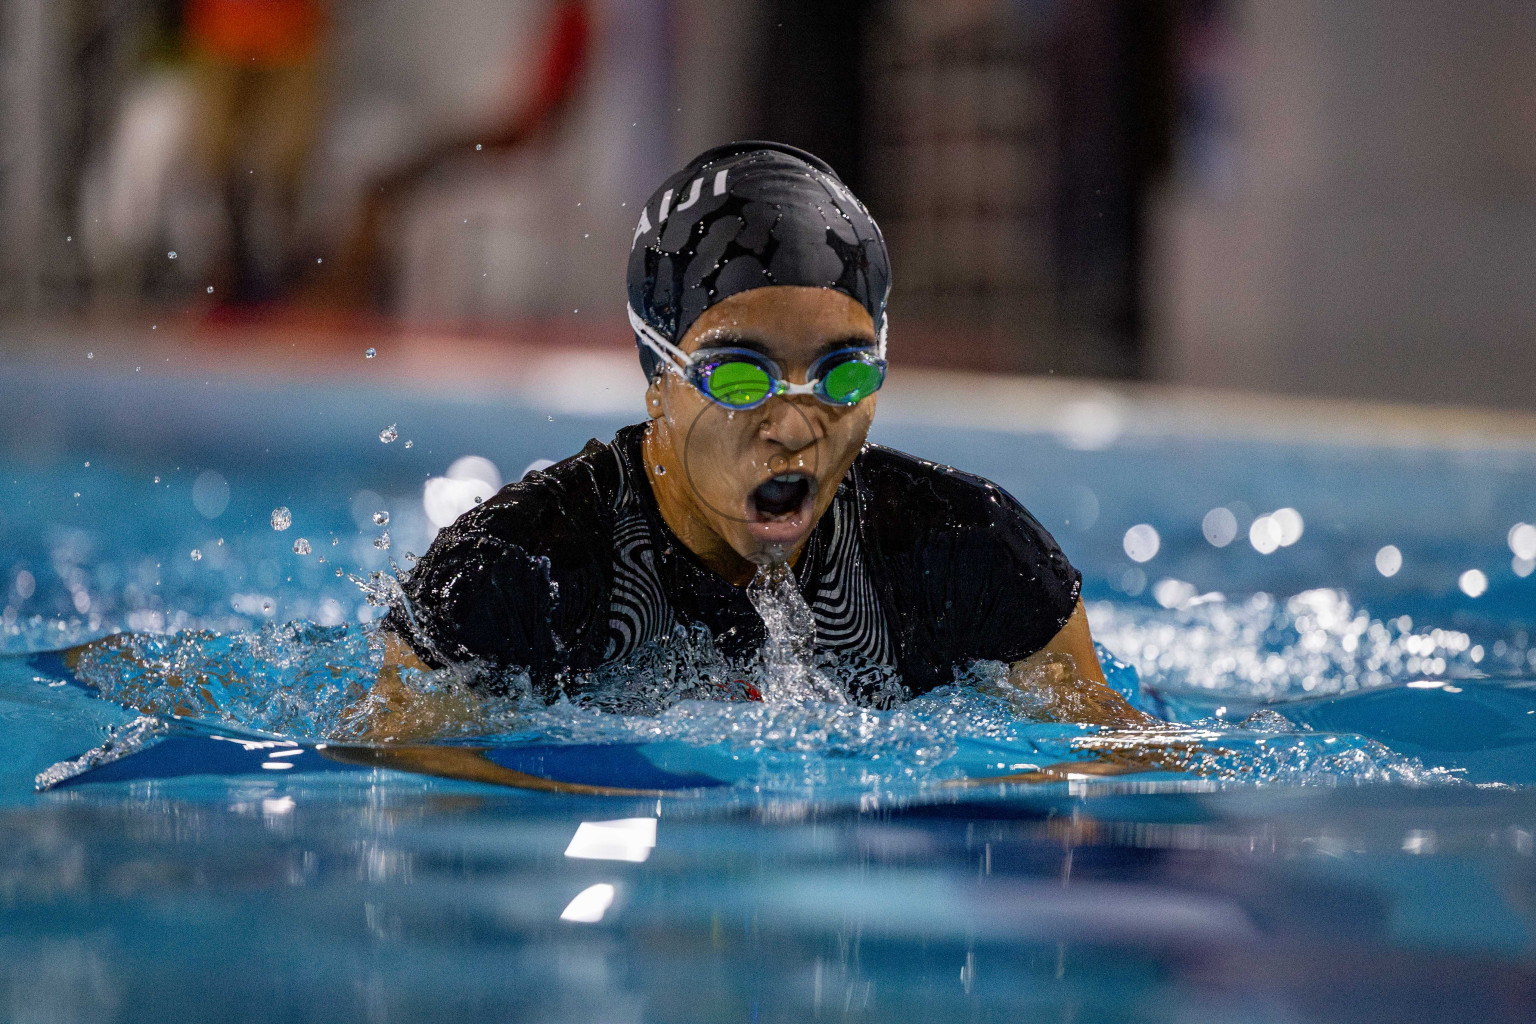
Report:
331,537,339,545
1250,516,1282,554
1202,507,1238,547
153,476,160,484
190,549,202,561
1123,524,1160,563
73,492,80,498
654,465,666,475
365,347,377,359
1459,569,1488,598
404,440,413,448
1375,545,1403,577
87,352,94,360
206,286,214,294
334,567,343,577
167,251,177,259
475,143,482,150
192,470,230,519
270,507,292,531
374,530,391,550
379,424,398,443
372,511,389,526
293,538,311,555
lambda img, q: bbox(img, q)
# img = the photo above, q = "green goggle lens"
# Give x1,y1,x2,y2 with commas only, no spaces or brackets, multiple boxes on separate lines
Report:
820,357,883,404
703,360,774,407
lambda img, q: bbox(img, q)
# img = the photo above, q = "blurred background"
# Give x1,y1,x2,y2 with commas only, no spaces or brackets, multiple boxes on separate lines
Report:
1,0,1533,408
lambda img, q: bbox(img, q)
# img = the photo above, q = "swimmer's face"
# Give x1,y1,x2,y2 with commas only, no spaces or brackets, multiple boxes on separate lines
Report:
645,285,878,573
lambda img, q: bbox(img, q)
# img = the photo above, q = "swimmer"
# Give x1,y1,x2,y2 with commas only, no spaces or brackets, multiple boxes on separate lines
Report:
367,141,1153,746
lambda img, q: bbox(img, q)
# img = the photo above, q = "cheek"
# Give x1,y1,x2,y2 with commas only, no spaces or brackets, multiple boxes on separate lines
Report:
826,400,875,455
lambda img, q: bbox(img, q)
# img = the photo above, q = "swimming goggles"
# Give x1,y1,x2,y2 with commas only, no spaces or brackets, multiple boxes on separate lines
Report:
628,303,888,411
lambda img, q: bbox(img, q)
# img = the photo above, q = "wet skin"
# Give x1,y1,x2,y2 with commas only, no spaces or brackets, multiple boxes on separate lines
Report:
640,285,878,585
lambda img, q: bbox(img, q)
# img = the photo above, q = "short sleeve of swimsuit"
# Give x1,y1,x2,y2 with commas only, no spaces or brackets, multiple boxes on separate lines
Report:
383,447,613,686
855,447,1082,692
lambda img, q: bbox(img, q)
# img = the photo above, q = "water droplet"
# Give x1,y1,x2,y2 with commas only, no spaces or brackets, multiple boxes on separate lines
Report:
216,538,223,546
405,552,418,564
654,464,666,475
84,461,90,467
86,352,94,359
206,286,214,293
364,347,376,359
315,257,323,264
331,537,339,546
379,424,398,443
153,476,160,484
262,601,272,613
190,549,202,561
334,567,343,577
293,538,311,555
167,251,177,259
73,491,81,498
475,143,483,151
270,507,292,531
373,531,391,550
403,440,413,449
66,235,72,242
547,415,554,422
583,233,589,239
373,511,389,526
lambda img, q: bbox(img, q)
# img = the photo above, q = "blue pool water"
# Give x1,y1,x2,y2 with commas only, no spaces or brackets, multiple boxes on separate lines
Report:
2,359,1535,1021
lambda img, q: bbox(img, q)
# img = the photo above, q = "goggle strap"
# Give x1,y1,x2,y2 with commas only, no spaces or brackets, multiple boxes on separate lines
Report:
630,302,888,369
627,303,692,376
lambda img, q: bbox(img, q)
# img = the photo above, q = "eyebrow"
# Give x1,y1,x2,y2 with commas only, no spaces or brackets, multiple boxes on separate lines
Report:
696,334,875,360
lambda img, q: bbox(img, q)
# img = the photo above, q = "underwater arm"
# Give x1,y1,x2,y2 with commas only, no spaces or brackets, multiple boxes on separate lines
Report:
1006,600,1157,729
348,631,483,743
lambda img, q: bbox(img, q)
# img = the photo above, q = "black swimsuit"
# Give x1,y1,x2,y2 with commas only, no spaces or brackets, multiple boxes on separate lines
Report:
387,423,1081,699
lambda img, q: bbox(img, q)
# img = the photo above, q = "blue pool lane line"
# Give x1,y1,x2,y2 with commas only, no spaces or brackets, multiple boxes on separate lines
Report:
49,734,730,792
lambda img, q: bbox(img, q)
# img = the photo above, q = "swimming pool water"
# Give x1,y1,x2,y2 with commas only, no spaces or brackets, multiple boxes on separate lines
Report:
2,360,1534,1022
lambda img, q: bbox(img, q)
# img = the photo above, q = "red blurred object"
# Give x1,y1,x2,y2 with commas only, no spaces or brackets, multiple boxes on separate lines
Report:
185,0,325,67
516,0,590,137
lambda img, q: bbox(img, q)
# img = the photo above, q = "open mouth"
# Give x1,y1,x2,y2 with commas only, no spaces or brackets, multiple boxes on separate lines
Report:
750,473,814,518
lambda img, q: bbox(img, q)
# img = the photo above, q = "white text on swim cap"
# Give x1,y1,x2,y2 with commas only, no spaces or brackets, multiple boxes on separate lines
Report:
631,169,730,249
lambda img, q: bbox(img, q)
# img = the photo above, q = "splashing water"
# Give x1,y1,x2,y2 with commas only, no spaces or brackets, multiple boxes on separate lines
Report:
745,561,848,705
21,556,1508,800
49,617,1458,800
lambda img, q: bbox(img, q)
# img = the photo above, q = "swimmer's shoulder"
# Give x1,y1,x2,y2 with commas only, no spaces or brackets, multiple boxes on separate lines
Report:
414,429,633,569
853,442,1039,535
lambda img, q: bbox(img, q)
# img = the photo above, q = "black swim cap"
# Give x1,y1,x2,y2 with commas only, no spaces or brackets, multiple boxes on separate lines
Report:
626,141,891,380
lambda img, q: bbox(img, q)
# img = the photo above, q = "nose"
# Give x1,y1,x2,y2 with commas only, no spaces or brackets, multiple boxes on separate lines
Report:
757,394,821,456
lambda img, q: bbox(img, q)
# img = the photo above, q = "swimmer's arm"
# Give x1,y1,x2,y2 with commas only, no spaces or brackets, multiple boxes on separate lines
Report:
344,634,664,794
1005,600,1156,729
350,631,480,743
